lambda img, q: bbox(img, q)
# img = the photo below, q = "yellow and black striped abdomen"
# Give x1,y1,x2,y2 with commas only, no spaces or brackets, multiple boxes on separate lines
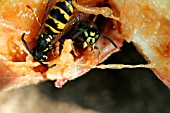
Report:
45,0,74,34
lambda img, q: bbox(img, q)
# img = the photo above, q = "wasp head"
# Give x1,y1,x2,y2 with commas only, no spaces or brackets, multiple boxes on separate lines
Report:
31,48,48,62
82,25,100,50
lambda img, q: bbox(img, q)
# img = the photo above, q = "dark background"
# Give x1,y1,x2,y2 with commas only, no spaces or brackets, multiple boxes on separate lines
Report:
0,42,169,113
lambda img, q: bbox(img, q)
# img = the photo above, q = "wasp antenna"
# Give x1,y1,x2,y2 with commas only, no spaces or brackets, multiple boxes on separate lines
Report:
38,61,56,68
94,46,101,63
92,15,98,22
21,33,33,54
48,64,57,68
26,5,41,26
102,34,117,48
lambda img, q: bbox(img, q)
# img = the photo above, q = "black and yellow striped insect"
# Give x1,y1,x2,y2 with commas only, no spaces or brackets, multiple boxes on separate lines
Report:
22,0,117,68
22,0,81,68
72,19,117,51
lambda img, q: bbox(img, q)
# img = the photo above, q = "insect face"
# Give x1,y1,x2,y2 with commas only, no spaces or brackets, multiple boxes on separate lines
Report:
22,33,56,68
31,49,48,62
72,21,100,50
82,25,100,50
72,19,117,52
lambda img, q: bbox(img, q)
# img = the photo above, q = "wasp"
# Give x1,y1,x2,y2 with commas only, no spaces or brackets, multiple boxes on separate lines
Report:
72,19,117,51
22,0,117,68
21,0,83,68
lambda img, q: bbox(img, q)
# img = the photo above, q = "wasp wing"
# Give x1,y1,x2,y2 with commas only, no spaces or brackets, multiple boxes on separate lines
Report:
39,0,56,34
52,12,85,44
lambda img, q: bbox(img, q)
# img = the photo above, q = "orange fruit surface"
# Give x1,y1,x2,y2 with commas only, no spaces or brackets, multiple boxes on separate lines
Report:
120,0,170,88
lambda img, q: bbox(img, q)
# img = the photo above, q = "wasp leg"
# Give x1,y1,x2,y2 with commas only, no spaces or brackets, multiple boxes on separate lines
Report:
38,60,56,68
26,5,41,26
72,29,87,40
94,46,101,63
92,15,98,23
101,34,117,48
51,41,60,57
71,42,80,57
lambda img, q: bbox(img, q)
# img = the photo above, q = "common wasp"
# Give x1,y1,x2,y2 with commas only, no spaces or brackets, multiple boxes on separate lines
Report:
22,0,83,68
22,0,118,68
72,19,117,51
